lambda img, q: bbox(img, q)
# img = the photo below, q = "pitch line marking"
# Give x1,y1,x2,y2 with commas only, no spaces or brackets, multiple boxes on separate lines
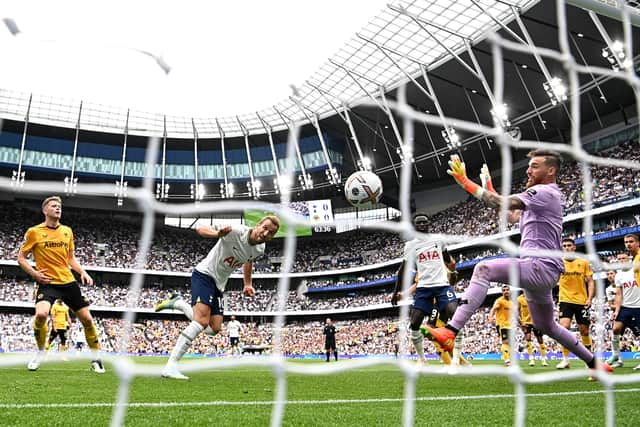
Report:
1,388,639,409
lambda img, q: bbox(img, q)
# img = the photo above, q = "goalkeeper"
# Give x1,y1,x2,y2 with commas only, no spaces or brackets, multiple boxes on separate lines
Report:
391,213,460,366
423,150,611,375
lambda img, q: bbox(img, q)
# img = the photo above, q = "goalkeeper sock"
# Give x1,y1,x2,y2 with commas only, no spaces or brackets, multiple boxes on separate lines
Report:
33,317,48,350
411,330,426,361
612,334,621,357
581,335,592,352
173,299,217,337
527,341,533,358
168,321,204,365
561,346,570,361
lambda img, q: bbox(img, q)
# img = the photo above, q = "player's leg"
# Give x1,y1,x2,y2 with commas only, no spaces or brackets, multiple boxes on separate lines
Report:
433,292,459,365
499,328,511,366
533,328,548,366
162,302,209,379
577,308,593,353
75,307,105,373
606,319,624,367
423,258,514,352
28,292,53,371
156,293,217,337
163,272,220,379
64,282,105,372
522,326,535,366
409,289,432,364
556,305,574,368
524,291,601,370
46,328,57,351
59,330,68,361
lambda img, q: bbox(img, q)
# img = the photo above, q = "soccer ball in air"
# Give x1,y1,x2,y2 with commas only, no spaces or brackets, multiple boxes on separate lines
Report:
344,171,383,209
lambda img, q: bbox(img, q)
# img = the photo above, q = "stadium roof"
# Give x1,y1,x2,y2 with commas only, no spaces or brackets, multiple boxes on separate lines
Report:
1,0,539,138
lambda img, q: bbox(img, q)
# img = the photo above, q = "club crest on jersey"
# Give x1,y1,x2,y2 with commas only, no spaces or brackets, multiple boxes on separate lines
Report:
418,250,440,262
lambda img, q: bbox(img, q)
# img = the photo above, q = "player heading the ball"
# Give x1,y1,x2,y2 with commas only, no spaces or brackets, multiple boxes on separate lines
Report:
157,215,279,380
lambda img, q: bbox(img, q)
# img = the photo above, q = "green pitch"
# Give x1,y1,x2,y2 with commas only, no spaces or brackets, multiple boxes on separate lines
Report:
1,356,639,426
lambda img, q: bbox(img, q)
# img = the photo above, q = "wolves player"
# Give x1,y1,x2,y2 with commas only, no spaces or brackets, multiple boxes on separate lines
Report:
517,292,548,366
489,285,513,366
18,196,105,373
556,238,594,369
424,151,611,376
46,298,72,358
606,251,640,369
156,215,279,379
391,213,459,366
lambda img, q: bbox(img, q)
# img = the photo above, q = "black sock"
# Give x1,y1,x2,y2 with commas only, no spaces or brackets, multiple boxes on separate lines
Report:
334,351,338,361
326,351,330,361
586,356,596,369
445,324,459,335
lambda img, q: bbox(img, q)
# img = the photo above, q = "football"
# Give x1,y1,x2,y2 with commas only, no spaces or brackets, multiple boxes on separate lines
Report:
344,171,383,209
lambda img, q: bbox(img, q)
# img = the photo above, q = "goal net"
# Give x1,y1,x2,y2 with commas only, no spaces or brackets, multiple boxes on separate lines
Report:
1,1,640,427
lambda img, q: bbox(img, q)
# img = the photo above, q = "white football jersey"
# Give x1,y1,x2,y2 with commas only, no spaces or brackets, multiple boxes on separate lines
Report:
195,225,265,292
405,238,449,288
615,268,640,308
605,285,617,303
227,320,242,337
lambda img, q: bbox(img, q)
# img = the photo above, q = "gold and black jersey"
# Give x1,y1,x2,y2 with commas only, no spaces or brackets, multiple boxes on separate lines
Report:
20,223,75,285
558,258,592,305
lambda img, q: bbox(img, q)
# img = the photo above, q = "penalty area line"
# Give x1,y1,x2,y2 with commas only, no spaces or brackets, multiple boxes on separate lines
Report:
2,388,639,409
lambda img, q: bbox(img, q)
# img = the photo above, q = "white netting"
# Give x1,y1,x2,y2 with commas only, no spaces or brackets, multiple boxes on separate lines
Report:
2,1,640,426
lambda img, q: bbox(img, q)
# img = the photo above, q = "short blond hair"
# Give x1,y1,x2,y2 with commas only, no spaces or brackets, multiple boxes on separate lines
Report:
259,215,280,229
42,196,62,211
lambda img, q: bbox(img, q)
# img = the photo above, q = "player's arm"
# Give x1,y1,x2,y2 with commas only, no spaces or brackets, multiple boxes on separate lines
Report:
584,273,595,309
613,287,622,319
196,225,232,238
443,249,459,286
448,155,524,211
66,311,73,329
68,252,93,285
391,260,408,306
17,229,52,284
242,261,255,296
488,302,498,323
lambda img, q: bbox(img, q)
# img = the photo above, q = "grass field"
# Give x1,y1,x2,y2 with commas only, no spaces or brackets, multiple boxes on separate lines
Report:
1,355,639,427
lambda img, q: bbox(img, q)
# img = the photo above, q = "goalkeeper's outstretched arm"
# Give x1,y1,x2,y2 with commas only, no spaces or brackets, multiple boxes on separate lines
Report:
447,155,524,212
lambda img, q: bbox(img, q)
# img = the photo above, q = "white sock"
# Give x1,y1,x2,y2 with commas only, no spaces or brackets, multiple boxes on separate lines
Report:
174,300,216,336
411,330,425,361
612,334,621,357
452,331,463,366
168,321,204,365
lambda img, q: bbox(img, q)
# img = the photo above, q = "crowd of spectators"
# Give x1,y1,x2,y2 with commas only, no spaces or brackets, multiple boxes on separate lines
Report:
0,278,391,311
0,140,637,278
3,298,638,357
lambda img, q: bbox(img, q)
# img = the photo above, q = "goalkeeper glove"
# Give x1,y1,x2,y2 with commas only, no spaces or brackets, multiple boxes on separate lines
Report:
447,155,484,200
479,164,497,194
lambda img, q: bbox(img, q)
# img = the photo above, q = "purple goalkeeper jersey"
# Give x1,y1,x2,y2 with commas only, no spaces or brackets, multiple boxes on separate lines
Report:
516,183,565,273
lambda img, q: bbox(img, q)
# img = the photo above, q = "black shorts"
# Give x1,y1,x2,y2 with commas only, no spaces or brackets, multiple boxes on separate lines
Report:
521,323,544,339
49,328,68,344
230,337,240,346
34,282,89,312
495,326,511,341
325,338,336,350
558,302,590,325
